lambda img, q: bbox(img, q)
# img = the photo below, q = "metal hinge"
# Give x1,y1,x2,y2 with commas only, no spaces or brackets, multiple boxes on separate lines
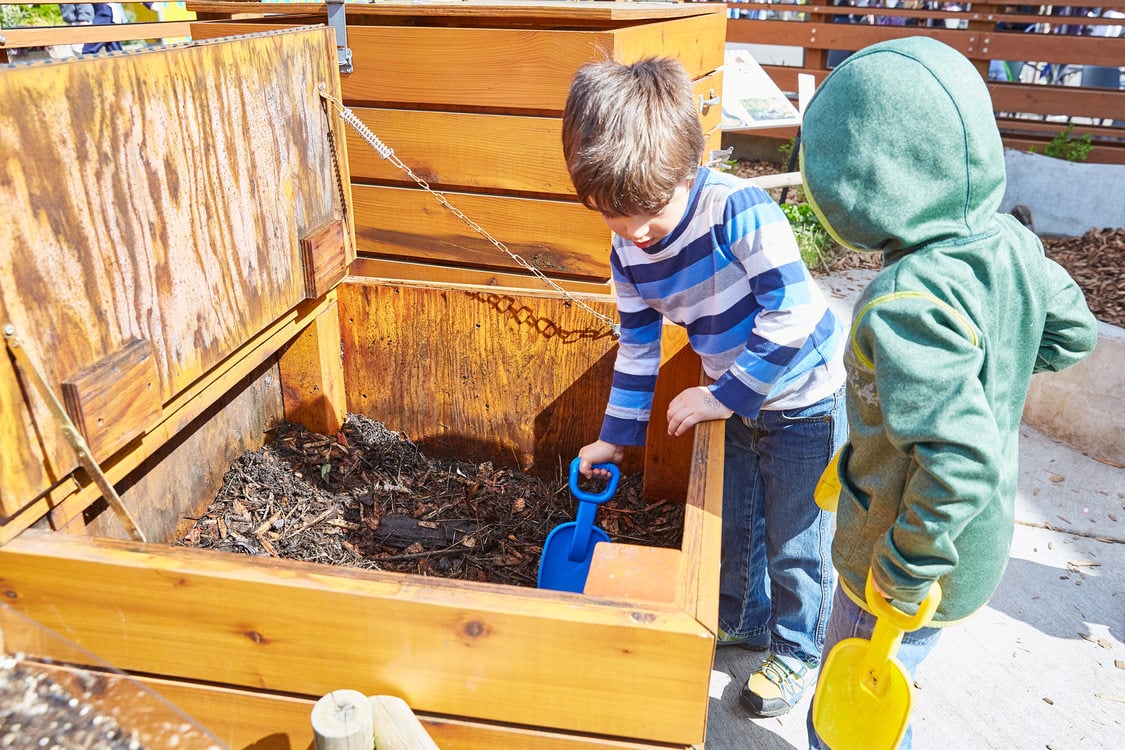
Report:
327,0,353,74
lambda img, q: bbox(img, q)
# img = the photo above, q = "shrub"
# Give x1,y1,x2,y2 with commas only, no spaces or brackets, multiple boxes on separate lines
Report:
1029,123,1093,162
781,202,838,271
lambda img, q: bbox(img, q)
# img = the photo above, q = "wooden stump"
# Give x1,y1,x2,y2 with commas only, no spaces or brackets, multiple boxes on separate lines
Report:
312,690,373,750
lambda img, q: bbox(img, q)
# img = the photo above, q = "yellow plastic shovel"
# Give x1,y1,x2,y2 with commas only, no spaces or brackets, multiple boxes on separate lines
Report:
812,572,942,750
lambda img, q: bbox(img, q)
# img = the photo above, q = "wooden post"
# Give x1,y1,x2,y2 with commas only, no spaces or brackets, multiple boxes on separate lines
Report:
279,292,347,437
370,695,439,750
312,689,373,750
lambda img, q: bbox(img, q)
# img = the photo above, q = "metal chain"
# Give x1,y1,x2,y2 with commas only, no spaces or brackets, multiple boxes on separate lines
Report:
318,87,619,337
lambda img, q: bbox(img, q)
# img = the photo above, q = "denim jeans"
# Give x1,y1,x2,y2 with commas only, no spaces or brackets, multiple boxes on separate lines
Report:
718,386,846,664
806,584,944,749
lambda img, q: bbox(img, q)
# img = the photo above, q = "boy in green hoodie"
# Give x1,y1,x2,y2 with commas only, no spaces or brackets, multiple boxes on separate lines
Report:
798,37,1098,747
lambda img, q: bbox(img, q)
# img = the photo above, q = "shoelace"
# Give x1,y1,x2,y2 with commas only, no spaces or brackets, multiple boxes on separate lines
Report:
759,656,801,691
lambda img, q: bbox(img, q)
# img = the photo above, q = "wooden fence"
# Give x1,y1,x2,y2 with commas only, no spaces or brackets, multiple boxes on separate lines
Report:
721,0,1125,163
3,1,1124,162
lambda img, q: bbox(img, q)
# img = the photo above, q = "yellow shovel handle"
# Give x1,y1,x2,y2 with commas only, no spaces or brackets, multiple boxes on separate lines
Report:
865,571,942,632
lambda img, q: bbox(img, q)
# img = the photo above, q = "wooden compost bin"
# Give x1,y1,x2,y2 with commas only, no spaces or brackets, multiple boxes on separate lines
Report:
0,4,728,749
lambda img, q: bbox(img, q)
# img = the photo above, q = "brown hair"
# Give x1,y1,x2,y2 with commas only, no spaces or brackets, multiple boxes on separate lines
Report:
562,57,705,217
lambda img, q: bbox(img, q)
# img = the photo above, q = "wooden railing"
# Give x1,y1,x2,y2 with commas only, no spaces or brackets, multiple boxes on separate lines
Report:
0,1,197,57
720,0,1125,163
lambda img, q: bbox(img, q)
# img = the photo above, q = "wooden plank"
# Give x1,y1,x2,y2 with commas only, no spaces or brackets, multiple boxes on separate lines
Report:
82,358,284,543
694,71,725,138
351,185,612,280
678,419,724,631
192,14,726,114
302,219,349,299
990,83,1125,122
345,109,574,196
0,27,350,518
139,674,693,749
61,339,161,462
611,13,727,82
279,295,347,437
348,258,613,297
343,79,716,196
0,530,714,745
1,294,333,545
643,327,701,505
0,22,195,50
585,543,682,604
337,278,627,475
183,1,725,23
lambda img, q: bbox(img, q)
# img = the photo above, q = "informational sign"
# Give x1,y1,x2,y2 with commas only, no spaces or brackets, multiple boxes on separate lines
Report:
721,47,802,131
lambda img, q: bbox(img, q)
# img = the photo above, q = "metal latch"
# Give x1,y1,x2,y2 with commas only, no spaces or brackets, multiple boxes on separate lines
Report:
327,0,353,74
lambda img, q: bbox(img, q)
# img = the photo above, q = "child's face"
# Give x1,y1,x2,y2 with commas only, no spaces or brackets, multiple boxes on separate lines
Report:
595,182,691,250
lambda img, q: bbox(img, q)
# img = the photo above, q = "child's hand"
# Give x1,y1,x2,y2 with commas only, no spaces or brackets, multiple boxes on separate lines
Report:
667,386,733,437
577,440,625,478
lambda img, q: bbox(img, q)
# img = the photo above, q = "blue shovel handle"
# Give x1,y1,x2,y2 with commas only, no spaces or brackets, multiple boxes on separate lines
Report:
566,458,619,563
568,457,620,504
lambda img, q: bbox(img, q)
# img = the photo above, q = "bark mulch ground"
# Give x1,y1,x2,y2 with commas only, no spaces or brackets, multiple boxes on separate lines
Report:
176,416,684,588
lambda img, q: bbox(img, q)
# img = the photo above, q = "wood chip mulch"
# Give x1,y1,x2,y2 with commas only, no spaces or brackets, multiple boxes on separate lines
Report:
1041,228,1125,330
175,415,684,588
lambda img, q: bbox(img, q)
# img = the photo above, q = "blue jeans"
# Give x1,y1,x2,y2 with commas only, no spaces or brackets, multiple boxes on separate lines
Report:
806,585,944,749
718,387,846,664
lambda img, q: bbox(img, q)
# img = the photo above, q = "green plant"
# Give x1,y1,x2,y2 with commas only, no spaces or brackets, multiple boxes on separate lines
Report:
780,202,838,271
1029,123,1093,162
1,4,63,28
777,137,796,167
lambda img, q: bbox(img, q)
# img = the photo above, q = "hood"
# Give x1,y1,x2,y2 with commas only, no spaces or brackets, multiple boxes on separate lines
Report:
799,38,1006,259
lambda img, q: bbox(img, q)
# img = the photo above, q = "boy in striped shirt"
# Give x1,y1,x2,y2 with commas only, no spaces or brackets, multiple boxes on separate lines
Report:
563,57,847,717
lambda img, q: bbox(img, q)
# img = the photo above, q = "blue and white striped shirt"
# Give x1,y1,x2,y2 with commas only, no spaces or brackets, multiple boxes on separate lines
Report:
601,167,846,446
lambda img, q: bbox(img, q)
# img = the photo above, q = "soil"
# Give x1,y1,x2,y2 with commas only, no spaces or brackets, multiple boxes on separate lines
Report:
176,417,684,587
175,159,1121,587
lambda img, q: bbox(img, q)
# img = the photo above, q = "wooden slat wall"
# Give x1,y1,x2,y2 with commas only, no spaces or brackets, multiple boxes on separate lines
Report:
0,27,353,521
0,530,714,745
190,7,729,281
337,278,625,474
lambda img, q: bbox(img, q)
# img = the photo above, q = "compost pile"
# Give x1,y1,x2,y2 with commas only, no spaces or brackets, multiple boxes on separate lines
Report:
177,416,683,587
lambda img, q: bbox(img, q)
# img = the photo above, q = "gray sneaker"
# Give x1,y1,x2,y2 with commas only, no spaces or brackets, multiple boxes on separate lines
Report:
739,653,814,717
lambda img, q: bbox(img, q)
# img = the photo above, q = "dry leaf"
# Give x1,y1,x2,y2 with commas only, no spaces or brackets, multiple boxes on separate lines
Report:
1042,696,1054,705
1050,473,1065,483
461,535,478,549
1114,659,1124,670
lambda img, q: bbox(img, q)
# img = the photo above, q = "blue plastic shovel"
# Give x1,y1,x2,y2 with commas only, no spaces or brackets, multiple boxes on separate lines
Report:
537,457,620,593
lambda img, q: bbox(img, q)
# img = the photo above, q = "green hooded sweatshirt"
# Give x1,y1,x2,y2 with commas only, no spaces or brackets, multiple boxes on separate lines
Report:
799,38,1098,623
